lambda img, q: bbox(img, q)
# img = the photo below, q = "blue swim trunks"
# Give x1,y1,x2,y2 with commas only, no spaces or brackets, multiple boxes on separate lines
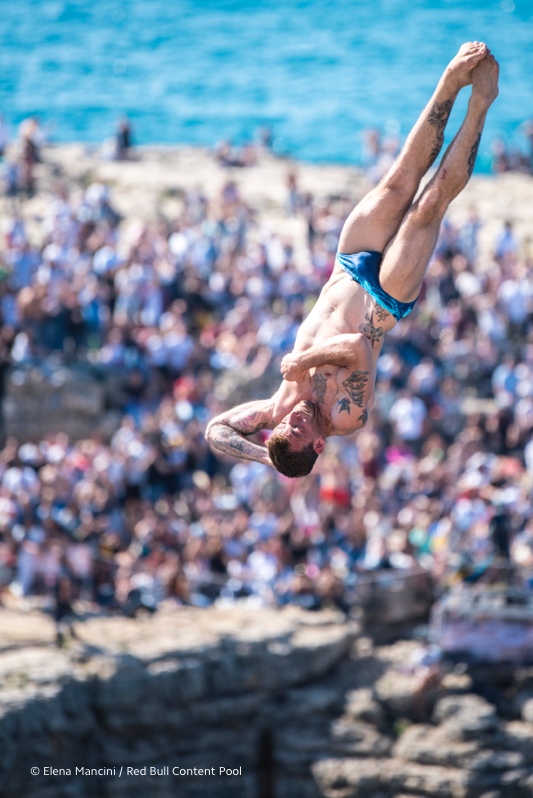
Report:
336,251,417,321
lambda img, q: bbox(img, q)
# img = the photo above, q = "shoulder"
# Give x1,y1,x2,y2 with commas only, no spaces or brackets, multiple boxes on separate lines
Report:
330,400,369,435
329,366,375,433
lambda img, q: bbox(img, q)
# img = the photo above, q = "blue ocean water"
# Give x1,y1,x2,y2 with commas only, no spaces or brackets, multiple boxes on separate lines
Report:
0,0,532,170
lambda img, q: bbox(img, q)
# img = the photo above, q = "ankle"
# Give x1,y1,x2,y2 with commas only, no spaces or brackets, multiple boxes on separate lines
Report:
469,93,490,114
436,78,460,102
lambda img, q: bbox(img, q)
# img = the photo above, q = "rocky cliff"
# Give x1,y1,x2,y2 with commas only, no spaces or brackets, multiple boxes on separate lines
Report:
1,607,533,798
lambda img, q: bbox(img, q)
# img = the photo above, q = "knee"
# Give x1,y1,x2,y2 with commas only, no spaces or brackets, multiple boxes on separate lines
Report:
382,166,419,205
416,187,448,225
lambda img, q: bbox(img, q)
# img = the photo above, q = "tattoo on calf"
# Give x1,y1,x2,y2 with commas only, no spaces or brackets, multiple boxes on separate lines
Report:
467,132,481,178
341,370,369,407
427,98,453,168
359,310,385,348
312,372,327,405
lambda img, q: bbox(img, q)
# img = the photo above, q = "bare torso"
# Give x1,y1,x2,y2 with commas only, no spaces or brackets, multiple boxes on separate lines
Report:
294,263,397,352
273,263,398,437
206,42,499,467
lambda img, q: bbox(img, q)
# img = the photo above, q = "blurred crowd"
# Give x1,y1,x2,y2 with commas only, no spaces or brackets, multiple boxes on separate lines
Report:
491,121,533,175
0,119,533,635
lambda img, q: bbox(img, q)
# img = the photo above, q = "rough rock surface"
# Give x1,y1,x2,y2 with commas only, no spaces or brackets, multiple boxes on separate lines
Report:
312,678,533,798
0,606,355,798
2,608,533,798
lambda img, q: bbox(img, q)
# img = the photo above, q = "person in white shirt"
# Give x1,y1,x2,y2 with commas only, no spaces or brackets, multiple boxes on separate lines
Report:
389,391,428,442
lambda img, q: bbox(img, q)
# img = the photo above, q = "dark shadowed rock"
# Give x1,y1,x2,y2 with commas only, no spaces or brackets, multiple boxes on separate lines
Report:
0,606,356,798
344,687,387,729
330,717,392,756
433,693,499,739
393,723,482,768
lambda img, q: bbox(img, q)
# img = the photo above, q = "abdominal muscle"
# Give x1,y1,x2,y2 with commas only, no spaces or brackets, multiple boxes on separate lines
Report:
292,267,397,358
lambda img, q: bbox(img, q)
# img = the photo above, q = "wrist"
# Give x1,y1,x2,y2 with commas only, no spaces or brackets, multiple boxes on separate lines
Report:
295,351,312,370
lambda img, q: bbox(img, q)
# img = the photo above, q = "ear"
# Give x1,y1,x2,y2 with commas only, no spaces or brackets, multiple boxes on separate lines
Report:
313,437,326,455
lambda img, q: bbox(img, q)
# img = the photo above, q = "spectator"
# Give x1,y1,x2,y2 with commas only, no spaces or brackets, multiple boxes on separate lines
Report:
116,117,132,160
0,121,532,620
389,391,428,444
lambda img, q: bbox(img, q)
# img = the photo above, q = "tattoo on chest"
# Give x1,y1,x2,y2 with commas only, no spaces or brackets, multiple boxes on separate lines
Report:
341,370,369,407
337,384,368,427
358,307,387,348
312,372,327,405
338,397,351,414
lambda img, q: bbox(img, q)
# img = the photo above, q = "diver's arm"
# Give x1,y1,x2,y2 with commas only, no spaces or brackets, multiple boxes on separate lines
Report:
205,399,275,464
281,334,370,380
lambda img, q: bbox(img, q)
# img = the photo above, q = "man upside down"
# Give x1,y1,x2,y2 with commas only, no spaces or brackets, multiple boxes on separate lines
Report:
206,43,499,477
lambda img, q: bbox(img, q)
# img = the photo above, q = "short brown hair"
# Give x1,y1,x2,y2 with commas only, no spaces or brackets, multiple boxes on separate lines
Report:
267,433,318,478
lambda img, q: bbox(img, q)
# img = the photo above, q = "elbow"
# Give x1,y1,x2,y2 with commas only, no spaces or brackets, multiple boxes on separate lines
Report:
205,421,216,444
205,420,228,448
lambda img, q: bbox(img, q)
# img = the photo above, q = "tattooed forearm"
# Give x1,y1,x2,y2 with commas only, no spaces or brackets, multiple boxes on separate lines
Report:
206,423,270,463
467,132,481,178
205,400,275,463
427,98,453,168
312,372,327,405
358,310,385,348
233,412,276,435
341,370,369,407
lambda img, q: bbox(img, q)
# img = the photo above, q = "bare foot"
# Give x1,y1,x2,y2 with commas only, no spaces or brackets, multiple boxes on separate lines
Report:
443,42,488,91
471,54,500,107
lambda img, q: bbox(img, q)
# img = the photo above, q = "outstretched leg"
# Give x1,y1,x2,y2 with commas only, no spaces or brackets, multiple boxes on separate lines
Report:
378,53,499,303
338,42,488,256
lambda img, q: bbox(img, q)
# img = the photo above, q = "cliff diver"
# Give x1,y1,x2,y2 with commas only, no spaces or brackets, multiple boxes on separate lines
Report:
207,44,499,477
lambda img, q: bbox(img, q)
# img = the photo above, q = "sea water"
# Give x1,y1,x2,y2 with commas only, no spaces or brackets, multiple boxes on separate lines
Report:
0,0,532,170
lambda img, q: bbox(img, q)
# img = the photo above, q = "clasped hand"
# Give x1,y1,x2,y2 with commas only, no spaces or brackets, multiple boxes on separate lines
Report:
280,352,306,382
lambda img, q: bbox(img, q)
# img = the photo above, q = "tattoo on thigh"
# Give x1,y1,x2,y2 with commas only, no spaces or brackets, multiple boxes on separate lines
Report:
312,372,327,404
341,370,369,407
359,310,385,348
467,132,482,178
427,99,453,168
